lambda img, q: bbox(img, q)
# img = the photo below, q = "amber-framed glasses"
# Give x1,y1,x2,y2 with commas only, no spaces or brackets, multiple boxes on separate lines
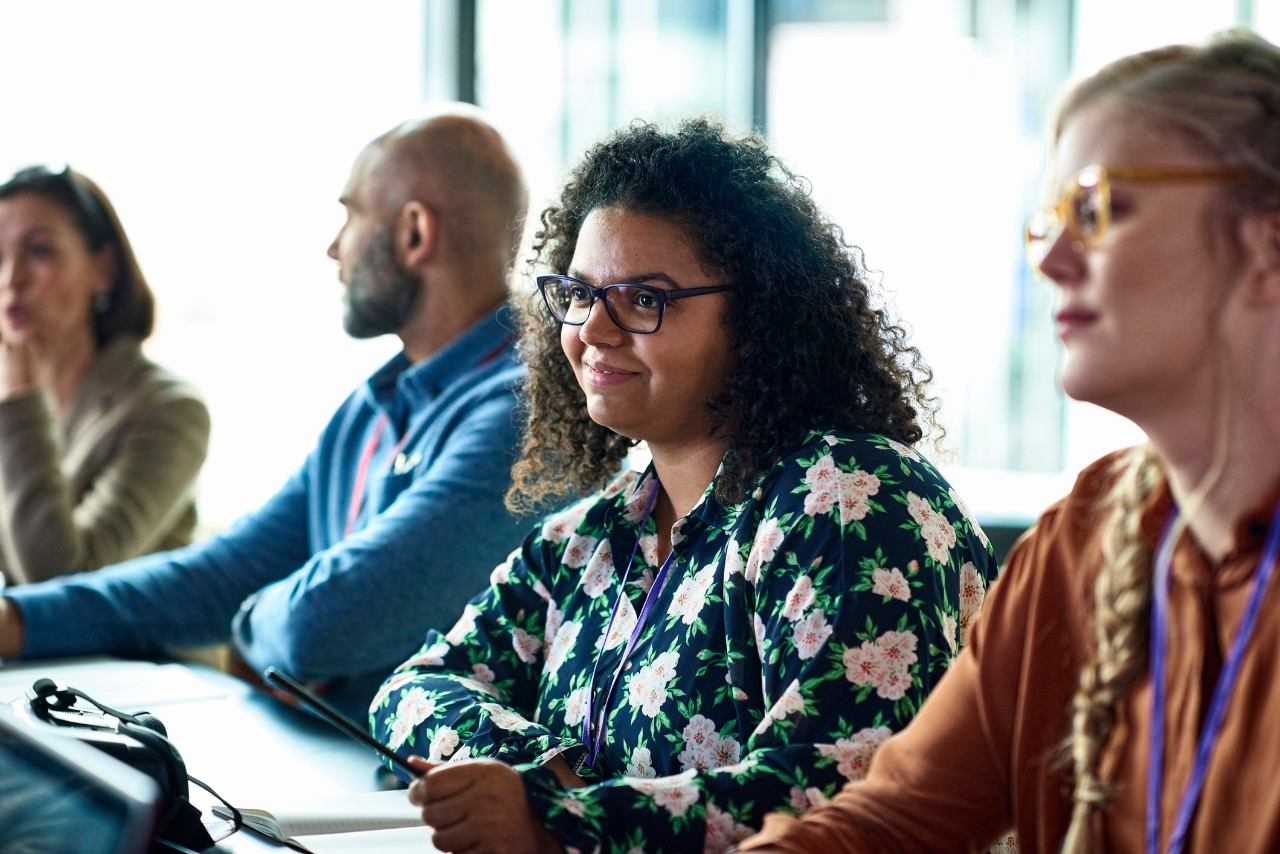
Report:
1024,164,1256,268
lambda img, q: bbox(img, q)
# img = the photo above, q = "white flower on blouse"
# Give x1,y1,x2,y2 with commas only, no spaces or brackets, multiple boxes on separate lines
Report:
940,609,959,654
906,492,934,526
398,641,450,671
792,609,834,659
803,455,839,495
563,685,589,729
545,620,581,677
371,669,417,708
678,715,718,770
455,676,500,699
556,795,588,817
427,727,460,762
754,679,806,736
753,613,767,663
722,539,743,579
884,437,921,461
878,667,912,700
478,703,535,732
959,562,986,647
781,575,816,621
625,746,656,778
601,470,635,499
624,770,700,817
470,663,495,684
846,469,881,493
843,641,887,688
709,734,741,768
669,564,716,625
543,603,563,658
653,783,700,818
563,533,598,569
650,650,680,682
876,630,919,672
445,604,480,645
788,785,832,816
581,541,616,597
948,487,990,550
745,517,785,583
388,714,416,751
922,515,958,564
638,535,660,570
599,593,637,651
710,757,760,777
705,802,756,854
627,651,680,718
540,499,592,543
489,549,518,585
393,689,436,731
803,489,835,517
623,475,658,522
512,627,541,664
817,726,892,781
871,566,911,601
837,490,872,525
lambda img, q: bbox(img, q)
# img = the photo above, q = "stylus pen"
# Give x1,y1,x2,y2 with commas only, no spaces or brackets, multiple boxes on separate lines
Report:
262,667,421,777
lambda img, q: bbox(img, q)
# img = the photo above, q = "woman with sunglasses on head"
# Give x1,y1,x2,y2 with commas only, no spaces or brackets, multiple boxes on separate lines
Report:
739,27,1280,854
370,117,997,853
0,167,209,587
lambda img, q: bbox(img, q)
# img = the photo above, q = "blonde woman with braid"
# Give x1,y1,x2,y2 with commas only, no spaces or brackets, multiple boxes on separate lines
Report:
739,27,1280,854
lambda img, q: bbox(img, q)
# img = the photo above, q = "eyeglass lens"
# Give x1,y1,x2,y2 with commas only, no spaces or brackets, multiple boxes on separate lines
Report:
1026,177,1106,265
545,278,664,333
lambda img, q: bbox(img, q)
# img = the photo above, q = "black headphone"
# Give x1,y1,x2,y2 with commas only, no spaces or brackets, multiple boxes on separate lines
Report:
24,677,232,853
26,677,190,801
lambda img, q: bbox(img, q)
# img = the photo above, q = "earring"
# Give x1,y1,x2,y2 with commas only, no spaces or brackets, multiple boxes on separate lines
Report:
94,292,111,314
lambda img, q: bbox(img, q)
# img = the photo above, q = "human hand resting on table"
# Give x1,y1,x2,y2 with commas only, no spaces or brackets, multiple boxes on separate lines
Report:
407,756,567,854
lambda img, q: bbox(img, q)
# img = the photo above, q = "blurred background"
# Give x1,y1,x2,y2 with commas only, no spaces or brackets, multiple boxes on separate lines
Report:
1,0,1266,549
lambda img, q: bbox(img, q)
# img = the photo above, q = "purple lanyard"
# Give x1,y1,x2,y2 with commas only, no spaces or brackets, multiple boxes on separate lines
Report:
1147,498,1280,854
579,477,674,772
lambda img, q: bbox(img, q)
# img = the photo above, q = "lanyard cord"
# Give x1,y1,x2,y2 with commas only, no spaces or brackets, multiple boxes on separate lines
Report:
1147,497,1280,854
579,478,672,772
343,335,513,539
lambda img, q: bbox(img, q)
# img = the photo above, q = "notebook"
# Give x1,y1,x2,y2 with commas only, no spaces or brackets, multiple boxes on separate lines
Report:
0,709,162,854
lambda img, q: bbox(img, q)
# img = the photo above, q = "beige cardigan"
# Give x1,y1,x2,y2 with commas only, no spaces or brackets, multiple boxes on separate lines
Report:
0,337,210,586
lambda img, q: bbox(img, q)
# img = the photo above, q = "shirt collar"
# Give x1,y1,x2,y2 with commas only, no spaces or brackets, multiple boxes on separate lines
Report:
364,302,515,415
1139,462,1280,575
611,456,735,536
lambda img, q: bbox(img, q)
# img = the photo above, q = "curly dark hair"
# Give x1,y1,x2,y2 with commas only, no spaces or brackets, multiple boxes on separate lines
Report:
507,116,938,512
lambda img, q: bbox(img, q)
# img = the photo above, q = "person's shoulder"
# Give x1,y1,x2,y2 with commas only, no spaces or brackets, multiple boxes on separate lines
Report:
762,429,945,483
97,338,207,410
532,468,642,546
1032,447,1136,534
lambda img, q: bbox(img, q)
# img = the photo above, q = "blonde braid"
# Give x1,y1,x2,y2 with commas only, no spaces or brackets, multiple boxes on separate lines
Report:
1061,445,1163,853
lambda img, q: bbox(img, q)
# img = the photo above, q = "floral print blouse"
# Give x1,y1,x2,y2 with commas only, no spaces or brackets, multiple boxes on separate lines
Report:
370,430,999,853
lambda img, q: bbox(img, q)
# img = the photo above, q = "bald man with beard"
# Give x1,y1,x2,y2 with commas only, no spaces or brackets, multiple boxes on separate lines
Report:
0,106,533,720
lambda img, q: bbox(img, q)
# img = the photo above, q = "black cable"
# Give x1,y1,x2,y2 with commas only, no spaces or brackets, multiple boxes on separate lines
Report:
188,772,243,833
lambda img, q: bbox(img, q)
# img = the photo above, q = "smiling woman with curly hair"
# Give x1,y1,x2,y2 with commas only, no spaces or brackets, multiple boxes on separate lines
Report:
372,116,996,854
509,116,938,511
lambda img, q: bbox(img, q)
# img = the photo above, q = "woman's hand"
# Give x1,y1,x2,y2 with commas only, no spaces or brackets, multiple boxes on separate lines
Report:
407,757,565,854
0,341,35,397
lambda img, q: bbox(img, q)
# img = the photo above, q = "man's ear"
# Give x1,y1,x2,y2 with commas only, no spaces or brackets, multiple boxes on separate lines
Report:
1237,209,1280,304
396,201,436,267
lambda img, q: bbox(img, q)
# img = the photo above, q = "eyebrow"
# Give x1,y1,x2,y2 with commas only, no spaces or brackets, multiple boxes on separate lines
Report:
566,269,682,288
